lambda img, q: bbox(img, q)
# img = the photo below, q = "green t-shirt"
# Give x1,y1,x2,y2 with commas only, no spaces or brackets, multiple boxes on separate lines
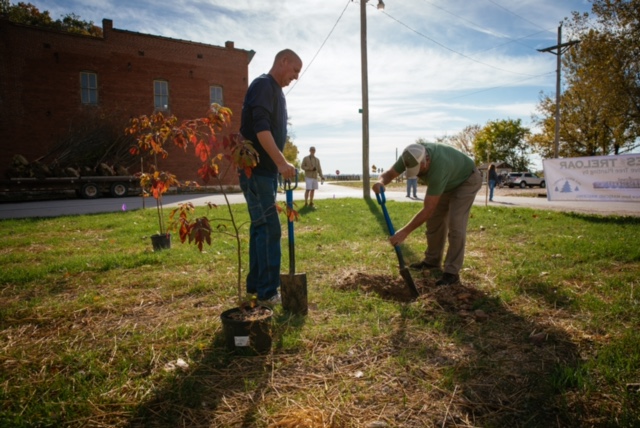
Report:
392,142,476,196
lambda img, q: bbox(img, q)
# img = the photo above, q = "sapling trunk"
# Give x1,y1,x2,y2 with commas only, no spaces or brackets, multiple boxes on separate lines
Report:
156,195,165,234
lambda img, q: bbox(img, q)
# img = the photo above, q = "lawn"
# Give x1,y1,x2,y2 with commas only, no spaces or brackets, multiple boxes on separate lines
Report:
1,197,639,427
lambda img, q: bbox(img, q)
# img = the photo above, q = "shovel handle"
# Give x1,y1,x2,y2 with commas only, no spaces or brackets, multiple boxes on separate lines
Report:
281,170,298,275
375,187,406,268
280,170,299,191
375,187,395,235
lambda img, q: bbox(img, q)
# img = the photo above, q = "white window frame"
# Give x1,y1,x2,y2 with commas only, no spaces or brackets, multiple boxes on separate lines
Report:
154,80,169,111
209,85,223,106
80,72,98,105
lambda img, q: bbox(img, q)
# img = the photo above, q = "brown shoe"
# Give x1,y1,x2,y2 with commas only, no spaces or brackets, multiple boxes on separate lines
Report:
409,260,440,270
436,273,460,286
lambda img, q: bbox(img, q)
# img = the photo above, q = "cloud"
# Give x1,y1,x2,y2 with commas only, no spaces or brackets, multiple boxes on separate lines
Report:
30,0,592,173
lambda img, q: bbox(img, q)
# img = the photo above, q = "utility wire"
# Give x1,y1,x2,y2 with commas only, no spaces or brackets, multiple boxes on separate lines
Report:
420,0,551,53
286,0,351,95
442,71,554,101
380,10,539,77
484,0,551,33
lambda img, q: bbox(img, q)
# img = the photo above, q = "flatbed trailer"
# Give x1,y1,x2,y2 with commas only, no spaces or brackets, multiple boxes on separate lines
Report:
0,176,141,200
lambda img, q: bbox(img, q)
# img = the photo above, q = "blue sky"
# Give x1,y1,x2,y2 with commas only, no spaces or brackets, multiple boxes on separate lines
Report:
29,0,593,174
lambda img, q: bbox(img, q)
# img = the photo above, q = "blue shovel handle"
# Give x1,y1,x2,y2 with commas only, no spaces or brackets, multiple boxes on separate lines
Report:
375,186,406,268
281,170,298,274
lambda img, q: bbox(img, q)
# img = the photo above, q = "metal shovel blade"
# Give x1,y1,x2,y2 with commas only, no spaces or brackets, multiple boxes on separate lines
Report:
280,273,308,315
376,187,419,299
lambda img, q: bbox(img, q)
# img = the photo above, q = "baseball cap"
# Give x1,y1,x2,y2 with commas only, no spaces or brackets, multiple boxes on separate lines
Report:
402,144,426,178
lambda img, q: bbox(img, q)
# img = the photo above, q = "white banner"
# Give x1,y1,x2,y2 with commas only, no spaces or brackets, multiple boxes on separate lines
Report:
543,154,640,202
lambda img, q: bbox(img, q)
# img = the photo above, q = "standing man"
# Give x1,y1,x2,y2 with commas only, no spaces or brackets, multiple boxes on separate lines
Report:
372,142,481,286
239,49,302,305
488,163,498,202
301,146,324,208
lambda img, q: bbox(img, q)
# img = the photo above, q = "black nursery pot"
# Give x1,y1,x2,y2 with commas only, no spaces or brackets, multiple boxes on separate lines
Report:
151,233,171,251
220,306,273,355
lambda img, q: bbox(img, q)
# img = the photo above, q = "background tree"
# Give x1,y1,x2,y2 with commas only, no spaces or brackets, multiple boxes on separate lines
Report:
283,136,300,171
435,124,480,158
530,0,640,158
474,119,530,171
1,1,102,36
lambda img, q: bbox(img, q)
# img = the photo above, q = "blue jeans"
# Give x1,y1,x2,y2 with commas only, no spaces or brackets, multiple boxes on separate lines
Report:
406,178,418,197
239,171,281,300
489,179,496,201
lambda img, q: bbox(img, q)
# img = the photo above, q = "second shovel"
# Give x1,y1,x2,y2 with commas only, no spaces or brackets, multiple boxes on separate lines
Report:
279,175,308,315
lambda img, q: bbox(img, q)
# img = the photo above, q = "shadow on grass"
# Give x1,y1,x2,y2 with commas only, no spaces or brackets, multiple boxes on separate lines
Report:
364,197,423,265
341,270,586,426
126,312,307,427
565,212,640,225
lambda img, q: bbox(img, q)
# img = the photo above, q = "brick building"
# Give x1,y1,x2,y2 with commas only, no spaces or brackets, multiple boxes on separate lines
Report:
0,17,254,185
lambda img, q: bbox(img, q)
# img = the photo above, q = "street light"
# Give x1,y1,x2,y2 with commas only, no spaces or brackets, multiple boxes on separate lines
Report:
360,0,385,199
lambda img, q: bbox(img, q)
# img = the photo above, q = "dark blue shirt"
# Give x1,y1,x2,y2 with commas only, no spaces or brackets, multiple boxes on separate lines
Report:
240,74,288,176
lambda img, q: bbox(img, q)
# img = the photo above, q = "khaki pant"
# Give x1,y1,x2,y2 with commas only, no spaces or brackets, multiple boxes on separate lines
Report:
423,168,482,275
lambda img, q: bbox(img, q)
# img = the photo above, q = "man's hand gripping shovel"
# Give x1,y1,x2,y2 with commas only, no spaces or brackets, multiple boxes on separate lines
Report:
375,187,420,299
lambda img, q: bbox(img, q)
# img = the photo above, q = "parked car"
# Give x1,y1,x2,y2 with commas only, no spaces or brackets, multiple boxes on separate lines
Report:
507,172,546,188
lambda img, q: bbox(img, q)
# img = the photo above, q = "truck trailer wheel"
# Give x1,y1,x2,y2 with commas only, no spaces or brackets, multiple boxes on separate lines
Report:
80,182,100,199
110,182,128,197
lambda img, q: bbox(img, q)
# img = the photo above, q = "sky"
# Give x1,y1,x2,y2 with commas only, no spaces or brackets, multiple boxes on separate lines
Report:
28,0,593,174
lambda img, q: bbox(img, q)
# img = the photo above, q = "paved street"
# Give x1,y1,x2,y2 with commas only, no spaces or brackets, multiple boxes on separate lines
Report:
0,182,639,219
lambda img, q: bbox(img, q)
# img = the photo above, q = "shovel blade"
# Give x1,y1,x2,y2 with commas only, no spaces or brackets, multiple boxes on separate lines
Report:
399,267,419,298
280,273,308,315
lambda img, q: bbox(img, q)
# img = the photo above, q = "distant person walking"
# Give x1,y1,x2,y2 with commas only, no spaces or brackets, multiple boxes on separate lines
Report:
239,49,302,306
488,163,498,201
301,146,324,208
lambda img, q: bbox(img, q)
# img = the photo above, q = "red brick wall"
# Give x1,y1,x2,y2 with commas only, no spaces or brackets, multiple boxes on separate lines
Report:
0,18,253,186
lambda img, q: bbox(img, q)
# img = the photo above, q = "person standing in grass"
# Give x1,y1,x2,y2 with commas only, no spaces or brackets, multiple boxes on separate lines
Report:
372,142,481,286
488,163,498,202
301,146,324,208
406,172,418,199
239,49,302,306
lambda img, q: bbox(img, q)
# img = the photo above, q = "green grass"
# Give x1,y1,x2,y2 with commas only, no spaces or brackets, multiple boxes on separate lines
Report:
1,197,639,427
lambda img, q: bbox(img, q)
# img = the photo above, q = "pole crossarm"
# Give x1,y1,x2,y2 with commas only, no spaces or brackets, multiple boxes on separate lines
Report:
537,40,580,55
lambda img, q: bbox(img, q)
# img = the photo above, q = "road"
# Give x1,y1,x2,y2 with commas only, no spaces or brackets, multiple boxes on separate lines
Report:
0,182,639,219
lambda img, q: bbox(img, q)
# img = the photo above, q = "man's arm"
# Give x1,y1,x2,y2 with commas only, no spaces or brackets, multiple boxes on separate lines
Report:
389,194,441,246
372,169,400,193
256,130,295,179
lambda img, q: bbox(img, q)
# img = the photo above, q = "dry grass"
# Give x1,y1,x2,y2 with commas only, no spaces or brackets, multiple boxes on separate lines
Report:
1,199,639,427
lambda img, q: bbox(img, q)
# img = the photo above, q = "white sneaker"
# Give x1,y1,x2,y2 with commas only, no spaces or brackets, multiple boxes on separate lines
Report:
257,293,281,307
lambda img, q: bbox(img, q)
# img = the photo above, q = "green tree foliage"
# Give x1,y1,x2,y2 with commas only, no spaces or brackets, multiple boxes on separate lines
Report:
1,1,102,36
473,119,530,171
530,0,640,158
283,136,300,170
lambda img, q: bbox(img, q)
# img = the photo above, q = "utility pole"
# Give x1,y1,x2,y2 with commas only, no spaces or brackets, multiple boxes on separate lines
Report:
538,22,580,159
360,0,370,199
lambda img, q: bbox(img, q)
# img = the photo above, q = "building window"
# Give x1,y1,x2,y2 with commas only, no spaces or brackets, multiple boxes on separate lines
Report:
210,85,223,106
154,80,169,110
80,72,98,105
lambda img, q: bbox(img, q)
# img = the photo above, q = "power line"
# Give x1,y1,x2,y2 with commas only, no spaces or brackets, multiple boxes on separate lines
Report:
484,0,551,33
442,71,554,101
380,10,539,77
286,0,351,95
420,0,544,53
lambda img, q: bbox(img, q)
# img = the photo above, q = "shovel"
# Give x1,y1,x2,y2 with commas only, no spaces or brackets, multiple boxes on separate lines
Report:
375,187,420,298
279,174,308,315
